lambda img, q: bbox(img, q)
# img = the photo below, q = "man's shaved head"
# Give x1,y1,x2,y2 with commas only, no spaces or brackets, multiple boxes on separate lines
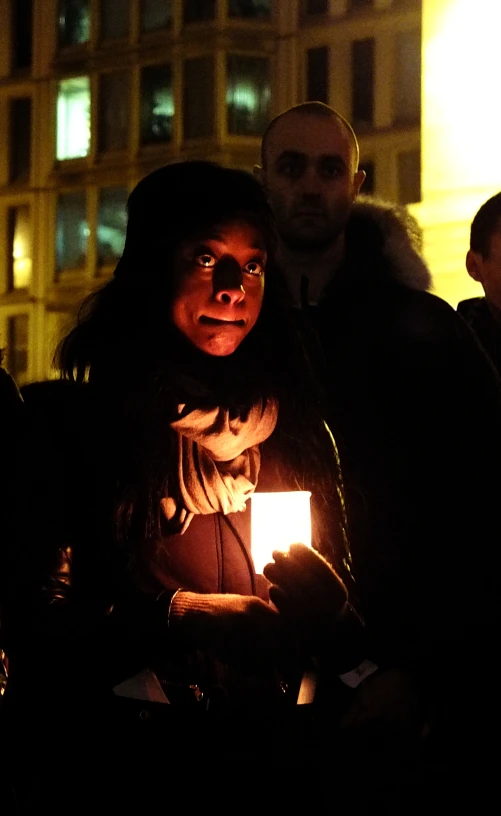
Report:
261,102,360,171
257,102,365,254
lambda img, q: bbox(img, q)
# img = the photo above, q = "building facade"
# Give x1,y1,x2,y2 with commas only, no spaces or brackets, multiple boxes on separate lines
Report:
0,0,423,384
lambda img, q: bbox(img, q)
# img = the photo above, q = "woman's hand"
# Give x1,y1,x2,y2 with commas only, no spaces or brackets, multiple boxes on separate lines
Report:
168,591,286,670
263,543,348,633
263,544,368,672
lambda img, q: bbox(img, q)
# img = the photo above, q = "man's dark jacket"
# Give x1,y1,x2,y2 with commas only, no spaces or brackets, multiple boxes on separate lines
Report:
457,295,501,376
295,198,501,728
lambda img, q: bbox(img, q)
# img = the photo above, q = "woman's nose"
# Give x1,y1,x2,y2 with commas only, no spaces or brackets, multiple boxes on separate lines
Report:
212,256,245,304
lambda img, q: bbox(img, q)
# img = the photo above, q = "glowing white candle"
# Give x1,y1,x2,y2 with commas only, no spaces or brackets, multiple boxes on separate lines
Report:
250,491,312,575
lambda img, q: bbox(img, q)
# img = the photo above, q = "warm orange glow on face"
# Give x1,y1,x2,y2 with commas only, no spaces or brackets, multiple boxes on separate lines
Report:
250,491,311,574
171,220,266,357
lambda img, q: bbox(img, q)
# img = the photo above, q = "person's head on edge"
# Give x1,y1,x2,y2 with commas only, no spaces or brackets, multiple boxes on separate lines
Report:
58,161,279,381
466,192,501,310
255,102,366,252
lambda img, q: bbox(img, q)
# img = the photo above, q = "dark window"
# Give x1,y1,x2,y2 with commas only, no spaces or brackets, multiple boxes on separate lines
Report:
397,149,421,204
7,206,32,290
97,188,128,265
56,191,88,272
140,64,174,145
183,57,214,139
395,29,421,124
141,0,173,31
183,0,215,24
9,98,31,183
227,56,270,136
58,0,90,47
99,72,130,152
11,0,33,71
7,315,29,386
100,0,130,40
229,0,271,18
352,38,374,128
307,46,329,104
305,0,328,14
348,0,372,10
359,160,374,195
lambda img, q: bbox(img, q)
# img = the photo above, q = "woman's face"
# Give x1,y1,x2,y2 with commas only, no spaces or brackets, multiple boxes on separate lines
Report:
171,219,267,356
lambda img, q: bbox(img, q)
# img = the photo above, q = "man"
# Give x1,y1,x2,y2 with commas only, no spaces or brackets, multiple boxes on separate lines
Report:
458,191,501,375
256,102,501,785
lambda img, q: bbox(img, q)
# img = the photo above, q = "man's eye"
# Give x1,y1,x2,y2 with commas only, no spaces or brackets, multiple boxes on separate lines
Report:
321,164,342,179
195,253,216,268
277,161,302,178
244,261,264,277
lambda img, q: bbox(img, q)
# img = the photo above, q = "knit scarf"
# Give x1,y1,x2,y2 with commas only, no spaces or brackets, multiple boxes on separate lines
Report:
161,399,278,534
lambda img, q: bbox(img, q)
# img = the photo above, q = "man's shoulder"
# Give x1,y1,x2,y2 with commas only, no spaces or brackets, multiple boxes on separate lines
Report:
0,366,23,408
21,378,88,406
21,379,94,436
457,296,487,320
380,285,462,337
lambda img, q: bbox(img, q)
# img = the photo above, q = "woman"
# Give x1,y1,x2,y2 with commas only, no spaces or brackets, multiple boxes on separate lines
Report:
2,162,365,799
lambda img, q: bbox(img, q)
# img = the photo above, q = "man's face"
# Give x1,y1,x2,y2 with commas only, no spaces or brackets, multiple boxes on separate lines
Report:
171,219,266,357
467,223,501,310
259,113,365,251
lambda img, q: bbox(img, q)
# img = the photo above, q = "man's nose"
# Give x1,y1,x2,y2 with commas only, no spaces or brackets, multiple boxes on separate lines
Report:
300,165,324,197
212,256,245,305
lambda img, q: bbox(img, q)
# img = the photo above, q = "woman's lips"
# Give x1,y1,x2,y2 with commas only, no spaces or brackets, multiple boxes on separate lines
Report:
199,315,245,327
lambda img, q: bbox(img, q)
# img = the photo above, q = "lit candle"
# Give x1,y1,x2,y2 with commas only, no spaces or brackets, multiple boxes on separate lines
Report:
251,490,316,705
250,491,312,575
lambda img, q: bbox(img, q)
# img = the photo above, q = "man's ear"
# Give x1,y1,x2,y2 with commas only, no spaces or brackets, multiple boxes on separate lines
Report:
253,164,265,186
354,169,366,197
466,249,484,283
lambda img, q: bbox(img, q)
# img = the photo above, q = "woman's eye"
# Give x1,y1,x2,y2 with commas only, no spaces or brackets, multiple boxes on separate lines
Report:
244,261,264,277
195,253,216,268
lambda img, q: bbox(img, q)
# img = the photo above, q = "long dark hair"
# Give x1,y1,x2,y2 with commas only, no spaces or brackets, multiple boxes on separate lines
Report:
57,161,351,580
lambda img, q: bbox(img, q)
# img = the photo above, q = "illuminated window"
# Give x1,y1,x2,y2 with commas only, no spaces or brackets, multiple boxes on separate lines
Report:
141,0,173,31
229,0,270,18
56,191,88,271
359,160,375,195
9,98,31,183
183,57,214,139
183,0,215,24
7,206,32,290
97,187,128,266
57,77,91,160
58,0,90,47
352,38,374,128
140,64,174,144
7,315,29,387
11,0,33,71
397,150,421,204
100,0,129,40
395,29,421,124
99,72,130,152
305,0,328,14
226,56,270,136
307,46,328,104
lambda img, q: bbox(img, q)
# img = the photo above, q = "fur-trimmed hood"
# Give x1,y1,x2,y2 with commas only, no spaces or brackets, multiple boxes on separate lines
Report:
346,196,432,293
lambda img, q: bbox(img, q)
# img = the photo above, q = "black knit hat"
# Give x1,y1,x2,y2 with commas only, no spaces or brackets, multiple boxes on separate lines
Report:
114,160,275,279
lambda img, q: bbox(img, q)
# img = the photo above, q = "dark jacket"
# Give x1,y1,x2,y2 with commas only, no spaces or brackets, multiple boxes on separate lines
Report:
296,199,501,713
0,367,23,691
2,378,358,720
457,295,501,376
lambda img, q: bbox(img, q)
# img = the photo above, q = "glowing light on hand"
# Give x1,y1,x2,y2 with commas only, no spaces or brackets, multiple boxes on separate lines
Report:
250,491,311,575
